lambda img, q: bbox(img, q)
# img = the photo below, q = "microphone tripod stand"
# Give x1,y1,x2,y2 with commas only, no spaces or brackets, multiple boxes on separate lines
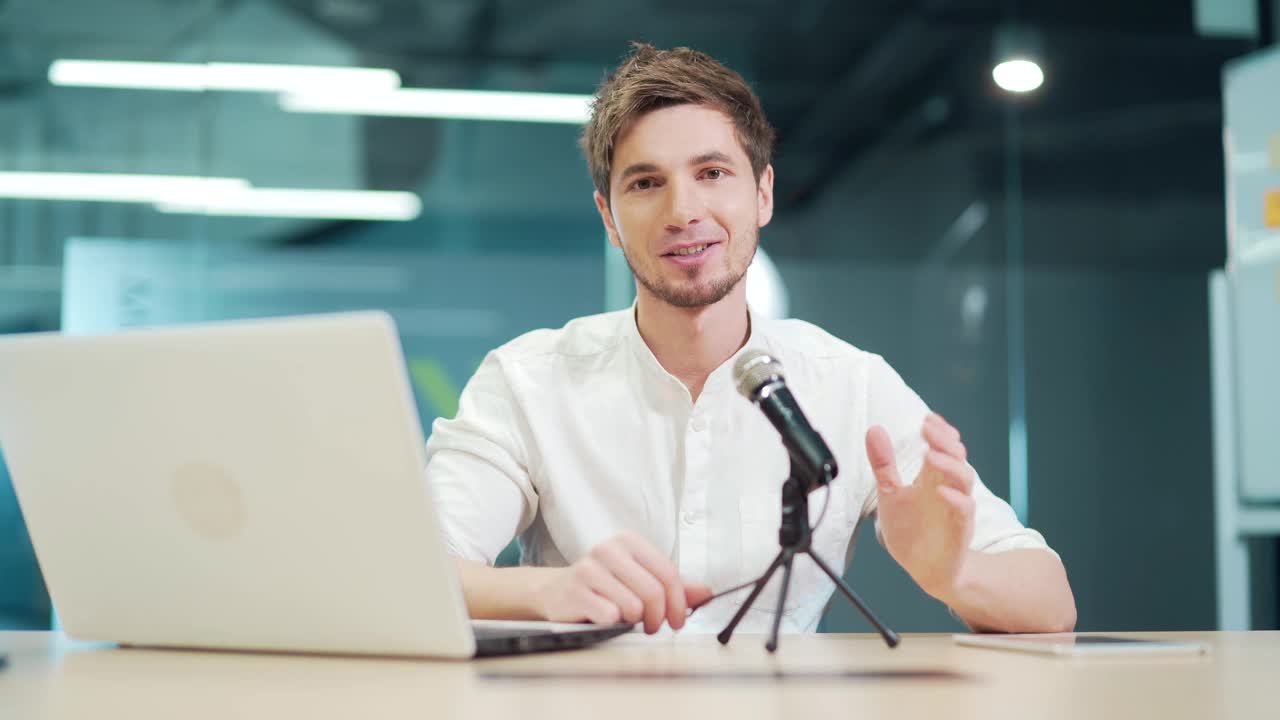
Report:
717,460,901,653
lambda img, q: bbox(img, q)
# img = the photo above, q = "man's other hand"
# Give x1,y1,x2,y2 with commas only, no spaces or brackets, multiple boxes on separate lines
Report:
866,412,977,600
534,532,713,634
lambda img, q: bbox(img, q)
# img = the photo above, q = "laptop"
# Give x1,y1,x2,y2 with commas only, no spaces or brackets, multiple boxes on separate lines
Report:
0,312,632,658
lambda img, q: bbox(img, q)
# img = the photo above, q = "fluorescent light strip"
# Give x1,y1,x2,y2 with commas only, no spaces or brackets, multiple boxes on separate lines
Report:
156,188,422,221
49,60,401,94
0,172,421,222
0,172,249,204
281,87,593,124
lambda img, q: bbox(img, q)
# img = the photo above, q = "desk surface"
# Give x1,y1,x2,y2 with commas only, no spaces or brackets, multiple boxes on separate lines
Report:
1,631,1276,720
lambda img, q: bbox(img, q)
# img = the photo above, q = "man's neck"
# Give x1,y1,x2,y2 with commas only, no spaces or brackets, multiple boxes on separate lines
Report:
634,283,751,403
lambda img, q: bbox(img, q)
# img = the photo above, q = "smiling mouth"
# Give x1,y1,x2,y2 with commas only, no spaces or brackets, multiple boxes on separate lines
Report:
664,242,718,257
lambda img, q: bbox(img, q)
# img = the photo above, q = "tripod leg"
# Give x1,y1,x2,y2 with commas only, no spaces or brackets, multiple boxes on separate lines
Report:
717,551,785,645
765,555,794,653
807,550,900,648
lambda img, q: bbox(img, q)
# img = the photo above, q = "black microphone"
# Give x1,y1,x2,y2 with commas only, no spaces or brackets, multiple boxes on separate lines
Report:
734,350,837,488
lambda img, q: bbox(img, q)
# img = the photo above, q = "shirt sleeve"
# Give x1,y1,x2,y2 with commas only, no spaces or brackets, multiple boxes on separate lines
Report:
860,354,1056,558
424,351,538,566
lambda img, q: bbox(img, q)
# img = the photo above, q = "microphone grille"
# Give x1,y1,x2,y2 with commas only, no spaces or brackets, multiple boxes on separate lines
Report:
734,350,784,400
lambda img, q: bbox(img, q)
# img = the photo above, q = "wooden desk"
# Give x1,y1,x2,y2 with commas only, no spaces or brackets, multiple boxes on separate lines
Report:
1,631,1275,719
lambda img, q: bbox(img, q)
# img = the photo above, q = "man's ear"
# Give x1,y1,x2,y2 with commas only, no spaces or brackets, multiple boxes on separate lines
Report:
594,190,622,249
756,164,775,228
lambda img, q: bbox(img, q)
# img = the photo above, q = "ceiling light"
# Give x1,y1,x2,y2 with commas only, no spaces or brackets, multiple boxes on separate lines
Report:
0,172,248,204
0,172,420,221
992,59,1044,93
48,60,401,94
281,87,593,124
991,26,1045,95
156,187,421,221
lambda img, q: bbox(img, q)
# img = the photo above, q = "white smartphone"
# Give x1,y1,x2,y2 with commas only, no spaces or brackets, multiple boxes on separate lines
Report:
953,633,1209,657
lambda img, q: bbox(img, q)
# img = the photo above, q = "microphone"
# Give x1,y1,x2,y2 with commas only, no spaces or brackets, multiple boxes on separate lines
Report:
733,350,837,488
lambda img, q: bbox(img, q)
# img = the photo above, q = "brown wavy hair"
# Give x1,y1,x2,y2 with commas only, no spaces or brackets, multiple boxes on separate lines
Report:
581,43,776,205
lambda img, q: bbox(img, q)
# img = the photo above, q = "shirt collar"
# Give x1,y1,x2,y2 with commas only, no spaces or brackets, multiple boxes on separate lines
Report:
622,301,768,401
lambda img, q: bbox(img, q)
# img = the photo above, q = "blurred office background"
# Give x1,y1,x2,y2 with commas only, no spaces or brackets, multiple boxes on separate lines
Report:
1,0,1277,633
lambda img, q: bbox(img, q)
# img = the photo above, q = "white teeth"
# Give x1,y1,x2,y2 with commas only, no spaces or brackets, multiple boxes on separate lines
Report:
671,244,708,256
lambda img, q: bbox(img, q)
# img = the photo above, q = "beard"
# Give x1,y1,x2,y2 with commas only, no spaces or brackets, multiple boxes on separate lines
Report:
621,234,756,309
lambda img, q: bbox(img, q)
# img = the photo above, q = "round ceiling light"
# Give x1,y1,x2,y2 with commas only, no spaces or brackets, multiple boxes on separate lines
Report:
992,58,1044,93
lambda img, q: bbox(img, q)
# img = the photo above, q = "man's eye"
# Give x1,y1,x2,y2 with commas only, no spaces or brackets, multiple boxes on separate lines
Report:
631,178,655,191
703,169,724,180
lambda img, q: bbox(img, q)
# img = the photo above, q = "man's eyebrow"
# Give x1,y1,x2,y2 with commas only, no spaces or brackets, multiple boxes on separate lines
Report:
690,151,734,166
617,162,660,183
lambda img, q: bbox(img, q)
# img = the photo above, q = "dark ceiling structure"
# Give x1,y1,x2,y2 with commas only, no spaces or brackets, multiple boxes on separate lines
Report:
0,0,1266,268
274,0,1258,267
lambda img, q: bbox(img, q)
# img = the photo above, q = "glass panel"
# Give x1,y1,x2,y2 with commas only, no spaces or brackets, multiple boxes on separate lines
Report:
0,1,1248,633
0,0,605,626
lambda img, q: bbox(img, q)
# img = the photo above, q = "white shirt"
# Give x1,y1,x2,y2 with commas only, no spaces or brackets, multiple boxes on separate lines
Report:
425,306,1055,634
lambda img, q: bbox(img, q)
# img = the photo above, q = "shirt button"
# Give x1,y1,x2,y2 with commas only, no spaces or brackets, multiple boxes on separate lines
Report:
691,417,708,432
681,510,700,525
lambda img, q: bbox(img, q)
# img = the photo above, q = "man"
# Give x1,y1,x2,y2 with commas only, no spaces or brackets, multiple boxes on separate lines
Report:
425,44,1076,635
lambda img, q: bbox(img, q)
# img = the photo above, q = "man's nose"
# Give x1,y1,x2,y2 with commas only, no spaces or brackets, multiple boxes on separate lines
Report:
663,178,705,231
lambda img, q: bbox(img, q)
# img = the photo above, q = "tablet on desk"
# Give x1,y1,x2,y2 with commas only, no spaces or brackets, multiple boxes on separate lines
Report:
954,633,1209,657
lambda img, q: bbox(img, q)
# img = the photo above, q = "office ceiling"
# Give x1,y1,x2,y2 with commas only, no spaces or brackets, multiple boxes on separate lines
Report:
0,0,1260,268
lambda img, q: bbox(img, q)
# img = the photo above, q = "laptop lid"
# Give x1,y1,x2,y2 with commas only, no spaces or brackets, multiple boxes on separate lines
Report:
0,312,477,658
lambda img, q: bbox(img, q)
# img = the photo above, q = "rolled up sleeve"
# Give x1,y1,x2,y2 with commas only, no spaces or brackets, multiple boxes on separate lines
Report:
862,354,1056,559
968,472,1057,558
424,351,538,566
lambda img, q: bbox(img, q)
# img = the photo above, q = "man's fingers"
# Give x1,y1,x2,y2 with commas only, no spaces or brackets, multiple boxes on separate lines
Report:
576,586,623,626
925,450,975,494
684,582,714,611
593,543,668,634
923,417,967,462
936,485,976,519
865,425,903,493
578,557,644,624
622,532,689,630
927,412,962,441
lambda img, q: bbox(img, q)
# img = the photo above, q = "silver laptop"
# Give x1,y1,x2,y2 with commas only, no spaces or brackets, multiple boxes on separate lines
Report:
0,312,631,658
